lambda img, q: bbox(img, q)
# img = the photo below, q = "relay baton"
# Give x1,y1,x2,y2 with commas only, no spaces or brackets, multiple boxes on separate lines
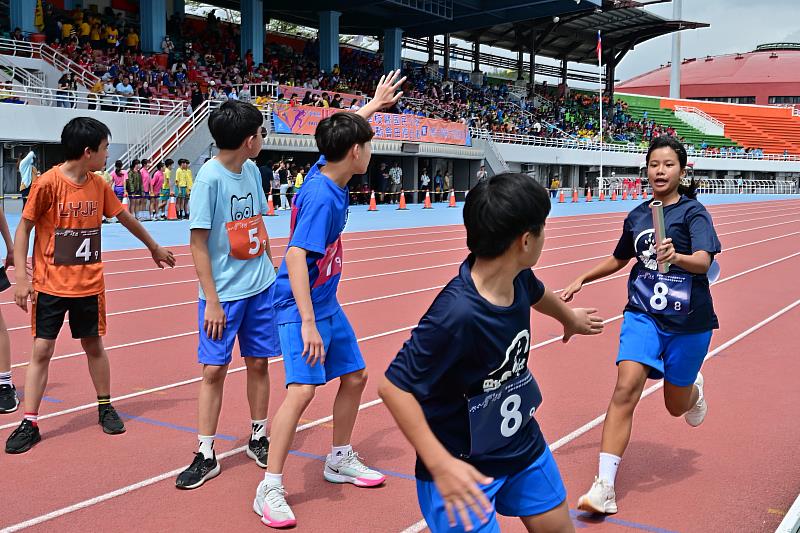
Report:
651,200,669,274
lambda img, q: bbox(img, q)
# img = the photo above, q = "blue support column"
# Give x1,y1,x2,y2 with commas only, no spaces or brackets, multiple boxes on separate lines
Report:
10,0,36,34
63,0,78,10
140,0,166,53
383,27,403,73
173,0,185,16
319,11,340,74
241,0,264,66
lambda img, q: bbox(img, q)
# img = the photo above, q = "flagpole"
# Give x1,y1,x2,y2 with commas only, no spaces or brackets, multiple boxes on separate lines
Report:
598,30,603,198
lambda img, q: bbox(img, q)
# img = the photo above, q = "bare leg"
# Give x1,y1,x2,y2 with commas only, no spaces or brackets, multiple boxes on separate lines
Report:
266,384,315,474
599,361,649,457
197,364,228,435
332,369,367,446
245,357,270,421
663,381,699,417
81,337,112,397
520,500,574,533
23,339,58,413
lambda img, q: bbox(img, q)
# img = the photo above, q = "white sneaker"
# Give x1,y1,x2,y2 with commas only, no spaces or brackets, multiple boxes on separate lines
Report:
323,450,387,487
577,477,618,514
253,479,297,528
685,372,707,427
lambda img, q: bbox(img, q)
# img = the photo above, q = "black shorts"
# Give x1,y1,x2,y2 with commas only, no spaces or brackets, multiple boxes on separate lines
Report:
32,292,107,339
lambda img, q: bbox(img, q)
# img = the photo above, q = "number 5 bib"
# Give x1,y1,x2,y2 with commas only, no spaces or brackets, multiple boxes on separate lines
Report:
631,270,692,315
226,216,268,260
467,370,542,457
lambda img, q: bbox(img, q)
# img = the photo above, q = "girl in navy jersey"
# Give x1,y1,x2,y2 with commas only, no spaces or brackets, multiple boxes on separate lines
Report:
562,136,721,514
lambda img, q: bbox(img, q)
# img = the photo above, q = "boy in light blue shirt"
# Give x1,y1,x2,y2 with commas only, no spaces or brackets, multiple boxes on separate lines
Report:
176,101,279,490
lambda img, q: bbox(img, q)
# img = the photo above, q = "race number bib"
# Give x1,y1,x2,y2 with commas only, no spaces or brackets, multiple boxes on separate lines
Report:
631,270,692,315
54,227,101,265
226,216,268,260
467,371,542,457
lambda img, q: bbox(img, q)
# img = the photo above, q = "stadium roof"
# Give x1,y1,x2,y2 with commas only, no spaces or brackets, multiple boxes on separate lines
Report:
450,0,709,66
208,0,601,37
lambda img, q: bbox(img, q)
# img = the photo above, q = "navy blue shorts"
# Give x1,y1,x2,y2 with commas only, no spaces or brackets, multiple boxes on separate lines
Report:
416,447,566,533
197,285,281,366
278,308,365,386
617,311,712,386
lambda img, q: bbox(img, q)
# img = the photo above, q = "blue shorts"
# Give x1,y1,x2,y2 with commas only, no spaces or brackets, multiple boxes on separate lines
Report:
417,447,566,533
197,285,281,366
278,308,365,386
178,187,188,198
617,311,713,386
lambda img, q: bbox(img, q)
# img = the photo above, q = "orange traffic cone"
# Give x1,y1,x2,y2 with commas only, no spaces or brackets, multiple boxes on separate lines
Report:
599,189,605,202
266,194,277,216
397,190,408,210
586,188,592,202
633,189,639,200
622,189,628,200
612,190,618,201
368,191,378,211
448,189,456,208
423,190,433,209
121,192,130,212
558,190,565,203
642,188,649,199
167,194,178,220
572,189,579,203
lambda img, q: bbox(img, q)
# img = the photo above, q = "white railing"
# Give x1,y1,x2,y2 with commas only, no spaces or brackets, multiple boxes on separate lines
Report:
0,37,99,89
581,178,797,198
469,128,800,161
0,53,46,88
471,128,509,172
0,83,185,115
141,99,218,166
674,105,725,129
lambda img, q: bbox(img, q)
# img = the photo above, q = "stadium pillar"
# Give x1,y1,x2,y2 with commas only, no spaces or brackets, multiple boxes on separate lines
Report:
63,0,77,10
669,0,682,98
470,40,482,85
173,0,185,16
319,11,341,74
140,0,166,53
241,0,264,66
528,30,536,96
606,53,616,118
427,36,435,63
384,27,403,73
9,0,36,35
516,50,524,80
443,34,450,80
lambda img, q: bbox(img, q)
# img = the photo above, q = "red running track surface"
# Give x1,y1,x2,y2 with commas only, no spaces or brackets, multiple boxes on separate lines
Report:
1,199,799,533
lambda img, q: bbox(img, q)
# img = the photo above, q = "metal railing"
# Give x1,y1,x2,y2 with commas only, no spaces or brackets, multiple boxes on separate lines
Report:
576,178,797,199
0,37,98,89
471,128,509,172
0,83,185,115
470,128,800,161
0,53,45,88
109,99,189,172
674,105,726,129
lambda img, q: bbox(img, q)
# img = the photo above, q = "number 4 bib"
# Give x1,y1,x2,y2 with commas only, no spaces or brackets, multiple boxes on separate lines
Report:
631,270,692,315
226,216,268,260
467,370,542,457
54,227,101,264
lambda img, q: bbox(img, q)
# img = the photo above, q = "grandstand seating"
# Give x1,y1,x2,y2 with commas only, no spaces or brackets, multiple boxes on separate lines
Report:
618,93,738,149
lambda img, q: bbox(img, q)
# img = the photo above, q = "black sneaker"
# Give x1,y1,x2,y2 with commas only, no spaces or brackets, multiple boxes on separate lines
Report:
0,385,19,413
98,405,126,435
5,419,41,454
175,452,220,489
247,436,269,468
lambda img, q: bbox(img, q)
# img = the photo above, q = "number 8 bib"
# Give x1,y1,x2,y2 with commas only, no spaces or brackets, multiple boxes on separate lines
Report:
631,270,692,316
467,370,542,457
226,216,268,260
54,227,101,265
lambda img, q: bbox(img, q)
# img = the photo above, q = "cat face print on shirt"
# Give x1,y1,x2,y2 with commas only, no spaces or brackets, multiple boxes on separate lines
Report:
230,193,254,221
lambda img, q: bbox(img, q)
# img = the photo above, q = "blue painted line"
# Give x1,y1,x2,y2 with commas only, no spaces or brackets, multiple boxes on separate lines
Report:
41,396,63,403
570,510,678,533
287,449,416,481
115,411,237,442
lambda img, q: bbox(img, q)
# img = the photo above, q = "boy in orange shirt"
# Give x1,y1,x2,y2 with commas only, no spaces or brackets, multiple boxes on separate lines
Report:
5,117,176,454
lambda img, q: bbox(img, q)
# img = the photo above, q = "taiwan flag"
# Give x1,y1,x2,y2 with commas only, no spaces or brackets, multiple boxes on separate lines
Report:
596,30,602,64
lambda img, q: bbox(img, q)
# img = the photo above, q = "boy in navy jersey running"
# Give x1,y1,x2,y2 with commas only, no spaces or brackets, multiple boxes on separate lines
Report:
562,136,721,514
380,173,604,533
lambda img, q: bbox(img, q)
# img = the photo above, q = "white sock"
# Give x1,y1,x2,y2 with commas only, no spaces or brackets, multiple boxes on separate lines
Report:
598,452,621,486
264,472,283,487
329,444,352,464
0,371,11,387
198,435,215,460
251,418,267,441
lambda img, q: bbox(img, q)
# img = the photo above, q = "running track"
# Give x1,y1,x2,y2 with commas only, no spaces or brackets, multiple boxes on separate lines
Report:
1,199,799,533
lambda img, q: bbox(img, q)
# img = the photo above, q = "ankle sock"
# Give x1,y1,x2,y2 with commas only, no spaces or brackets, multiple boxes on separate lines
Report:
24,412,39,427
198,435,215,460
0,371,11,387
598,452,621,486
264,472,282,487
330,444,352,464
251,418,267,441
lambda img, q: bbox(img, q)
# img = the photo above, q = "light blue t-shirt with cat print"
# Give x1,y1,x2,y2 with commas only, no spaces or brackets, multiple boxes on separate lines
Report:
189,158,276,302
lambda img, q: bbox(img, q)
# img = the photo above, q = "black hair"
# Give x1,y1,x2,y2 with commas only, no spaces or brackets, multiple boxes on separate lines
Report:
114,159,123,170
61,117,111,161
165,158,174,166
646,136,697,199
156,161,165,170
208,100,264,150
141,158,149,166
129,159,140,169
463,172,551,258
315,112,374,162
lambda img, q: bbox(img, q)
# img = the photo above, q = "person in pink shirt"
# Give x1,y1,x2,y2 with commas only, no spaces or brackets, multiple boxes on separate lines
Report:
111,159,127,202
140,158,151,219
150,162,165,219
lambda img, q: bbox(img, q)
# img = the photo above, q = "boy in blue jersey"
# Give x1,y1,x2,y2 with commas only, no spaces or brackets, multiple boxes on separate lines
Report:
176,101,279,489
562,136,721,514
253,70,406,528
379,173,605,533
